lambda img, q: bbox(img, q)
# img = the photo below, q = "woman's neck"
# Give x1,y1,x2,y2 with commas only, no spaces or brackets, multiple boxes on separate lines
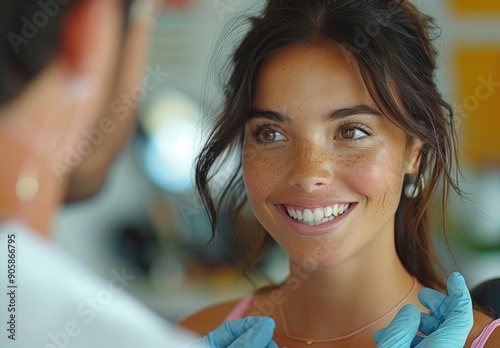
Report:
279,239,418,342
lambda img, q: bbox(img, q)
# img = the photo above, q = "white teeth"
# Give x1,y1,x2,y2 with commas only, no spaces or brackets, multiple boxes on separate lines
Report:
324,206,332,217
332,204,339,216
303,209,314,222
313,208,324,221
285,203,351,226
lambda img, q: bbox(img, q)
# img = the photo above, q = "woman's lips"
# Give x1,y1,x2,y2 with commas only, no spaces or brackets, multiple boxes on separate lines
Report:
277,202,355,236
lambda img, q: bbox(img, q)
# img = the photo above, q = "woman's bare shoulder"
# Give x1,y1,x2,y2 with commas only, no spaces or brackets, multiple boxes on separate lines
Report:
482,328,500,348
178,298,243,336
467,309,500,347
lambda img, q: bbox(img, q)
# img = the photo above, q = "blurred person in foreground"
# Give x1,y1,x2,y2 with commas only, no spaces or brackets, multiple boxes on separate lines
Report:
0,0,277,347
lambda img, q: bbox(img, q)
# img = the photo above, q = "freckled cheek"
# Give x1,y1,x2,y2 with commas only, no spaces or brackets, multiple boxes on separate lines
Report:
242,151,286,199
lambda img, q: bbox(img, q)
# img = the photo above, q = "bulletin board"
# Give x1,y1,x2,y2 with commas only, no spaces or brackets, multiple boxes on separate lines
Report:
451,0,500,14
455,47,500,167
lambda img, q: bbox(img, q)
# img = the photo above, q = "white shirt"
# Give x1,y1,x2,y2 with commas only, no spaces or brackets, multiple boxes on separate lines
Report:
0,221,199,348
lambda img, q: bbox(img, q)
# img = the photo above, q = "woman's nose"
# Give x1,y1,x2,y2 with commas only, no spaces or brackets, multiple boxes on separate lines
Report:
288,144,334,193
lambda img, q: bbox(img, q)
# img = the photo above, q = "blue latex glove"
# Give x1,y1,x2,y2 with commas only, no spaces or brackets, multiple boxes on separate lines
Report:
192,316,278,348
374,272,473,347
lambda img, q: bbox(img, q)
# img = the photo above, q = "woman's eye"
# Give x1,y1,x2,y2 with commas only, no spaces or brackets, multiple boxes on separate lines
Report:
337,127,369,140
255,127,286,143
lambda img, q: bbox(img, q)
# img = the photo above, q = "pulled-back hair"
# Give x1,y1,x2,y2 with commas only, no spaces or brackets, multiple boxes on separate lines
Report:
196,0,462,289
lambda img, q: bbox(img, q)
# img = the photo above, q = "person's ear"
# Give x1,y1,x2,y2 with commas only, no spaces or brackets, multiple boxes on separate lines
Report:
60,0,121,76
405,138,423,175
52,0,122,157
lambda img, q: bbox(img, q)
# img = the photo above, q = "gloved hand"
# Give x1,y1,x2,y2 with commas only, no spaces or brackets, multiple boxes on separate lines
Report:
374,272,473,347
191,316,278,348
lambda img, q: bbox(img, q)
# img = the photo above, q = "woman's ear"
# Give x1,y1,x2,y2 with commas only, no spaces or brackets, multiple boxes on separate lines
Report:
405,138,423,175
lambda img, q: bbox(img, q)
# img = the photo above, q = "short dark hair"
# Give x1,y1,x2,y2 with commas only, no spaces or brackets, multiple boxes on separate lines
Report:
0,0,133,104
0,1,80,103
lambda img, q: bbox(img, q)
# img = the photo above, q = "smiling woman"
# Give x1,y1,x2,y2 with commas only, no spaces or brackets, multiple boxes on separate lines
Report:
242,42,422,270
180,0,500,347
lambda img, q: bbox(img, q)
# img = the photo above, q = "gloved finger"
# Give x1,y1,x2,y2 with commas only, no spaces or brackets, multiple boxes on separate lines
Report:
418,288,448,318
374,304,420,347
376,329,424,348
374,328,387,342
446,272,473,317
417,285,449,336
228,317,277,348
410,335,424,348
376,327,423,348
418,311,443,336
440,273,473,330
418,273,470,319
208,317,274,348
418,273,472,338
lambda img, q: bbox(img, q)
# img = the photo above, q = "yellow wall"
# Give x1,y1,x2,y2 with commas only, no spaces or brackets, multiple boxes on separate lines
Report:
452,0,500,14
455,47,500,167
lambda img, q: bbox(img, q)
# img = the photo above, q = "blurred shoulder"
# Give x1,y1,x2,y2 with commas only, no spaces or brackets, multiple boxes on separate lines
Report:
467,309,500,347
178,298,243,336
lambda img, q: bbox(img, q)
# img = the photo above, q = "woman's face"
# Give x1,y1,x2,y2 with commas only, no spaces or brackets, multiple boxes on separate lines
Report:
242,42,421,269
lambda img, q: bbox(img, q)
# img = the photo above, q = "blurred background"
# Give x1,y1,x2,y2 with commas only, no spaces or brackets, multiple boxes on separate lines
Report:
54,0,500,322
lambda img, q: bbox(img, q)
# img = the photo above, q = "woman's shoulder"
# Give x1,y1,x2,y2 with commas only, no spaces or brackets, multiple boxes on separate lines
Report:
467,309,500,347
178,297,248,336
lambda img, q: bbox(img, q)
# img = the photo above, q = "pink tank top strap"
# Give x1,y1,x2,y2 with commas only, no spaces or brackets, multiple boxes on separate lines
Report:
471,318,500,348
223,295,255,322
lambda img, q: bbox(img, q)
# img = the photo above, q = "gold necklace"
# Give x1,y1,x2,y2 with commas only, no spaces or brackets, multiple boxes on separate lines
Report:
279,277,417,345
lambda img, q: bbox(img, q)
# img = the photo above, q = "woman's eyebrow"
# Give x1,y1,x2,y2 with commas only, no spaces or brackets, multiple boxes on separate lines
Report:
247,109,292,123
325,104,382,121
247,104,381,123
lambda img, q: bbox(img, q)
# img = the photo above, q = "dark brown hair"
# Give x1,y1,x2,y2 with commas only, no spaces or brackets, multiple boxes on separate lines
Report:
196,0,462,289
